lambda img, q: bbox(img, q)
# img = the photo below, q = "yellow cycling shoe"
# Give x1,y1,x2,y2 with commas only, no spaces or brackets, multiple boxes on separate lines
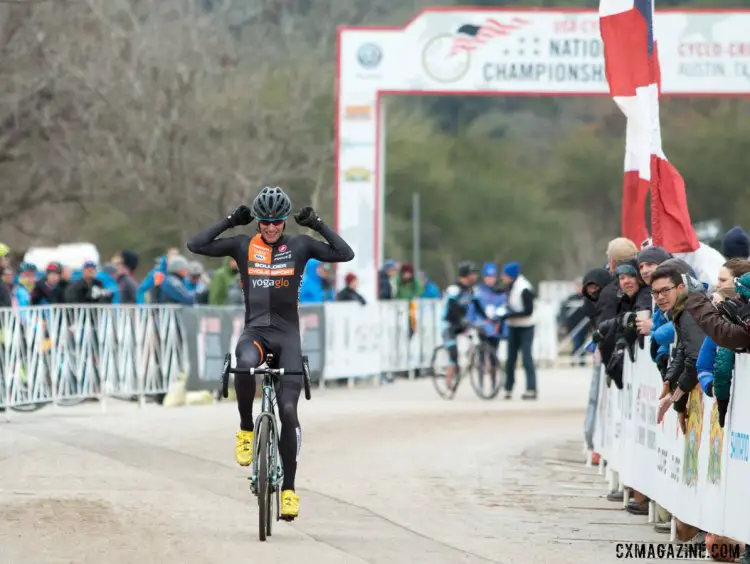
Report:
280,490,299,520
235,430,254,467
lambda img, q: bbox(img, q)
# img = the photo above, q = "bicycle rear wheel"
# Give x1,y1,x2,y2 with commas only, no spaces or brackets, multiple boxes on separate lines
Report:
257,418,271,541
430,346,460,400
469,343,503,400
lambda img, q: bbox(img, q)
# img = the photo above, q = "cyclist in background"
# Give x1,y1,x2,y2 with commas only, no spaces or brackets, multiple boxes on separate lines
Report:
187,186,354,520
470,262,507,371
442,261,482,389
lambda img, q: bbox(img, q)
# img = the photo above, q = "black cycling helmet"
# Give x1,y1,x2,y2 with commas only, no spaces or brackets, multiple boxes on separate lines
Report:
457,261,478,278
252,186,292,220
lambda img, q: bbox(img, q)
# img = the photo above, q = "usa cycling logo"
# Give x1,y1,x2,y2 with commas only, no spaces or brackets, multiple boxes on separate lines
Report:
357,43,382,69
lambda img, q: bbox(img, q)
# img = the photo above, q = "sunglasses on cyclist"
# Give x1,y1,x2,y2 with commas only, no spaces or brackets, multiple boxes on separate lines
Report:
258,218,286,227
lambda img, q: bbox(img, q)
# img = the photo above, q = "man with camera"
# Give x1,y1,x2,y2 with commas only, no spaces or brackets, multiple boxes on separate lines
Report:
65,261,114,304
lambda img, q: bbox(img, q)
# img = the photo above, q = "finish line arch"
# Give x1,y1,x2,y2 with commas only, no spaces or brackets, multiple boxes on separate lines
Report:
334,6,750,302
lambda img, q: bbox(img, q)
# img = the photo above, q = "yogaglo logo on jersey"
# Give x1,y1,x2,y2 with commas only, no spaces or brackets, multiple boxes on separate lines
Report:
252,279,290,289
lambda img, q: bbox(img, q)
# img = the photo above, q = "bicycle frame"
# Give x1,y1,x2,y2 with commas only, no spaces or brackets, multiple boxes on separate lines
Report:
249,374,283,495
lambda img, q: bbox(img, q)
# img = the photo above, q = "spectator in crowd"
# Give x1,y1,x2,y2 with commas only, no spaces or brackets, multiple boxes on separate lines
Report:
0,243,12,307
0,242,9,269
558,277,595,365
394,261,423,300
695,259,750,429
96,263,121,304
336,272,366,305
597,260,651,396
158,255,196,305
208,257,239,305
65,261,113,304
581,266,615,466
631,245,674,531
31,263,66,305
299,258,330,304
653,265,703,428
419,271,441,298
0,265,14,307
116,250,139,303
378,259,398,299
686,263,750,352
594,237,638,503
15,263,36,307
186,261,209,304
137,255,169,304
721,226,750,260
318,262,335,301
500,261,537,400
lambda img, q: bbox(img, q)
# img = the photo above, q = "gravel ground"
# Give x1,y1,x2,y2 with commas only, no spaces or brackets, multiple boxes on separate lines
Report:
0,368,673,564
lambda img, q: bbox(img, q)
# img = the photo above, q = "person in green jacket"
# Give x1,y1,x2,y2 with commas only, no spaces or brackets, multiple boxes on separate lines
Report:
394,262,423,300
208,257,239,305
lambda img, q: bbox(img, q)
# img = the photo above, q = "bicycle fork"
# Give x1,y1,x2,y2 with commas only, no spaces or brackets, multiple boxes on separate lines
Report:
249,384,284,495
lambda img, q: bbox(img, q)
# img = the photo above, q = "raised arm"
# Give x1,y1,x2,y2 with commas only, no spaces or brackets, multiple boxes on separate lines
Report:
293,207,354,263
187,206,253,258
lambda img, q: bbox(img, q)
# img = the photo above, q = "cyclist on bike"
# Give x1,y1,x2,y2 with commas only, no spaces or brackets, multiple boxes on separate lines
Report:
187,186,354,520
469,262,507,370
442,261,483,389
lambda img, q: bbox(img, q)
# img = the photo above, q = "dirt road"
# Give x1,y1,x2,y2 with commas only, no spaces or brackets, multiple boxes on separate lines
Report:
0,368,665,563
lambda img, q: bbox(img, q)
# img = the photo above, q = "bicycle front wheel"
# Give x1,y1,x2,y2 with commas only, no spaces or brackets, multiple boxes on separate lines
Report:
257,418,271,541
430,346,459,400
469,343,503,400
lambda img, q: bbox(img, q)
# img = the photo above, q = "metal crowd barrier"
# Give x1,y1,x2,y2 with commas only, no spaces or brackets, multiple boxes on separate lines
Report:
1,299,561,414
1,305,186,417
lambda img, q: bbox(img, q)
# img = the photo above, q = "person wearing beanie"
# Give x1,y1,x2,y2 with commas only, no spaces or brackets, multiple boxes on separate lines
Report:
31,262,66,305
721,226,750,260
157,254,195,305
336,272,366,305
64,260,113,304
499,261,537,400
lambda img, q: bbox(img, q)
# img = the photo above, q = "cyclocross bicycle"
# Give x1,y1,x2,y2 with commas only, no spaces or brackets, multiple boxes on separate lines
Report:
430,325,504,400
221,352,311,542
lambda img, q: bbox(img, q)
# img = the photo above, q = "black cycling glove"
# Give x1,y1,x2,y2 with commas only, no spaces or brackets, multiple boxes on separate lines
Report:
227,205,253,227
294,206,324,231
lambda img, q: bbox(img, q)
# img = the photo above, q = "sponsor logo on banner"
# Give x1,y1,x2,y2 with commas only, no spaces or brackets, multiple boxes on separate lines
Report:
344,105,372,121
343,167,372,182
341,138,374,150
422,17,531,83
421,16,607,86
357,43,382,69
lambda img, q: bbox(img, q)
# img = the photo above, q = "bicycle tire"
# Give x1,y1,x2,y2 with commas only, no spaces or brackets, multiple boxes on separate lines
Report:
257,418,270,542
430,346,459,400
469,344,503,400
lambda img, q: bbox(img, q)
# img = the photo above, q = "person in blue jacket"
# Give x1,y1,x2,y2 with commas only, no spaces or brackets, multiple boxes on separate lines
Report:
14,262,35,308
468,262,508,370
299,258,327,304
158,255,195,305
634,246,674,378
95,263,121,304
420,271,441,298
137,255,169,304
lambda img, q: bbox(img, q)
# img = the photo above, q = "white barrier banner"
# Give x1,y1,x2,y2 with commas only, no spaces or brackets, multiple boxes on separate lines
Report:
596,338,750,543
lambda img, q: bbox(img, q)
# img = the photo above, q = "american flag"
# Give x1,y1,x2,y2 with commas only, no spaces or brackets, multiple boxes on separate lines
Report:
449,17,530,57
599,0,698,252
